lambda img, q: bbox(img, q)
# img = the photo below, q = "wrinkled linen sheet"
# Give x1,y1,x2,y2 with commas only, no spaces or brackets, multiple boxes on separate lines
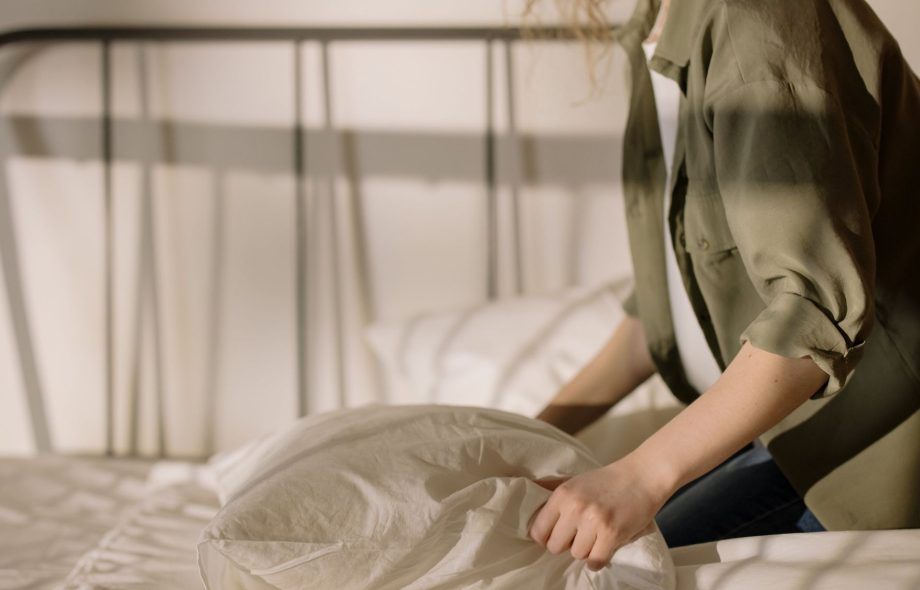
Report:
0,455,215,590
673,529,920,590
4,454,920,590
200,405,676,590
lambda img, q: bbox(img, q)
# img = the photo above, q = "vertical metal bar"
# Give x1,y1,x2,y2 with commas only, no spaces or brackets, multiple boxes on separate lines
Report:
145,167,167,457
127,235,142,456
130,42,166,457
127,211,142,458
0,159,52,453
139,42,167,458
102,39,115,456
203,169,225,455
320,41,347,408
0,44,51,451
503,40,524,295
293,41,309,417
484,39,498,300
340,134,383,404
127,43,146,456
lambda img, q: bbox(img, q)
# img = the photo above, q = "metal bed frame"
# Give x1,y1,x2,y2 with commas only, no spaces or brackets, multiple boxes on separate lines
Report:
0,24,619,457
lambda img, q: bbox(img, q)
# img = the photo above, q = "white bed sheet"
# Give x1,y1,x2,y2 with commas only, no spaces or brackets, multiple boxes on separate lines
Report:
0,455,215,590
673,529,920,590
3,455,919,590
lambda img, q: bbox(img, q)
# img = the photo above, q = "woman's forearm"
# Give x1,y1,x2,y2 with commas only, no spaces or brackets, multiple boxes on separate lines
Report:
536,315,657,435
528,341,830,568
626,341,829,501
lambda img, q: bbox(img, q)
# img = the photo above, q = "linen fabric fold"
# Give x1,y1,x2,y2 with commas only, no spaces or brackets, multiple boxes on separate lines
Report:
198,405,675,590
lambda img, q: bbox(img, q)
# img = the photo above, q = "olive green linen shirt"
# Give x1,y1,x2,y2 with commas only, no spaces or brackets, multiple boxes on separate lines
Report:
616,0,920,529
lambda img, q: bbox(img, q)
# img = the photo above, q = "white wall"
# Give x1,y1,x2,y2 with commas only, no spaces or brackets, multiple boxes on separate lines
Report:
869,0,920,69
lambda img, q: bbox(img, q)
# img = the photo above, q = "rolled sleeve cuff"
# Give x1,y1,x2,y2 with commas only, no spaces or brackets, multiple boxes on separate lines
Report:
740,292,867,398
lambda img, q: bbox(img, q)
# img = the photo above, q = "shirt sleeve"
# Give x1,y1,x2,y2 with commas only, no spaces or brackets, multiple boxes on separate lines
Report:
710,79,877,397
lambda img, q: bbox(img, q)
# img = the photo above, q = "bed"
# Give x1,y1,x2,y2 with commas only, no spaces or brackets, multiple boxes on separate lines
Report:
5,453,920,590
0,22,918,590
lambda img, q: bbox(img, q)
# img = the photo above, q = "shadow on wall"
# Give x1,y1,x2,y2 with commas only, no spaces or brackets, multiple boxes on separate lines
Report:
0,116,621,184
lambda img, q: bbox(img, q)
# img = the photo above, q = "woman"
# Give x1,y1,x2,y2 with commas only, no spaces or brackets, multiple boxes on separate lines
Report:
526,0,920,570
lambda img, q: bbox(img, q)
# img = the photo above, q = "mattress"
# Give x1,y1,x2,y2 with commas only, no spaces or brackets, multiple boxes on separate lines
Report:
0,455,216,590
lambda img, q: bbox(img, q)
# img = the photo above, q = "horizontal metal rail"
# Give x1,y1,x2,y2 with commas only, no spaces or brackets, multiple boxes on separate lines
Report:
0,24,618,46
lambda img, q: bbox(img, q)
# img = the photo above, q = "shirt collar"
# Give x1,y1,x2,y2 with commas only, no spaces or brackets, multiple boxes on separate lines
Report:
623,0,717,86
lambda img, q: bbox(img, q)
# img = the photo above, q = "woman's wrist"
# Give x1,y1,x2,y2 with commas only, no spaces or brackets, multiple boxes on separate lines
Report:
614,445,683,507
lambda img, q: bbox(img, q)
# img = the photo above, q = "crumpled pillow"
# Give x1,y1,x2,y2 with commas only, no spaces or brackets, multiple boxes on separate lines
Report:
198,405,675,590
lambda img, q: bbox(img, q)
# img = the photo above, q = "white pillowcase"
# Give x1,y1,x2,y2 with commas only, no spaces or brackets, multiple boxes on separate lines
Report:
199,404,675,590
364,281,631,415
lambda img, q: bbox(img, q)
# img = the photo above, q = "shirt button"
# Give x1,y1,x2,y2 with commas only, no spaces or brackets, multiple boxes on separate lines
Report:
697,237,710,251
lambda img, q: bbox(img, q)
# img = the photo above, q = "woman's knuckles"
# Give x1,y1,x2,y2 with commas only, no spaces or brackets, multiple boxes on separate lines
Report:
584,505,614,525
546,538,572,555
556,490,599,515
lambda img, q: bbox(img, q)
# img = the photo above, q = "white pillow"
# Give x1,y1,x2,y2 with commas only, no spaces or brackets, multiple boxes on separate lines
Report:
364,281,631,415
198,404,675,590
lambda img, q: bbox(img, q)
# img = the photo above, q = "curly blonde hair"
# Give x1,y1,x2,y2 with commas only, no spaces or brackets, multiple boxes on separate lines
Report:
521,0,616,94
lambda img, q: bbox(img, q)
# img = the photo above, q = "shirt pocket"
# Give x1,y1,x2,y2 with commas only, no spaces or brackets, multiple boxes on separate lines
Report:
683,181,737,256
682,181,760,362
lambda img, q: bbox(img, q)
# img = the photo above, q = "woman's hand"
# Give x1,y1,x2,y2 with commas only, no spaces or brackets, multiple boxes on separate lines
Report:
528,456,675,570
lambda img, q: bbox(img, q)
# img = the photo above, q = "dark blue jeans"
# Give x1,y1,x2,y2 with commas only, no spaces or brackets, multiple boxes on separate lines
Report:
654,444,825,547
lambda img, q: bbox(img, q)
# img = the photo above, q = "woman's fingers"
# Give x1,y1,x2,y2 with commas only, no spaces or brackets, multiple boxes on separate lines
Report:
586,534,619,571
545,517,578,555
532,502,619,569
528,503,560,546
527,460,670,573
570,527,597,561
